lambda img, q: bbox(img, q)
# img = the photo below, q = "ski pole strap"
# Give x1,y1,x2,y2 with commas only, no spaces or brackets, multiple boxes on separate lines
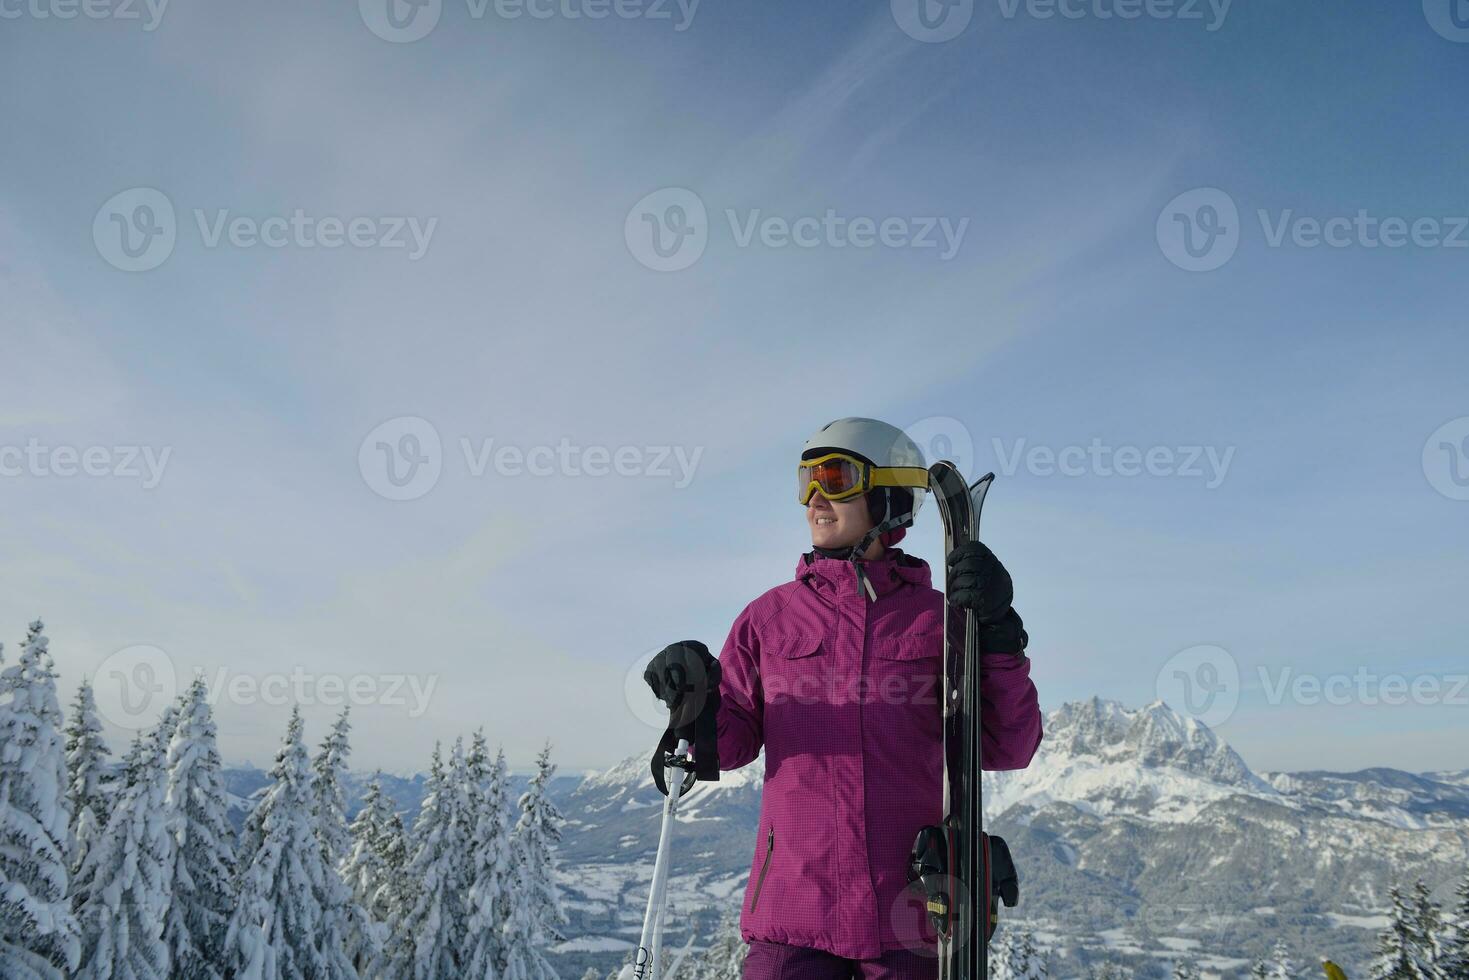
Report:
649,709,720,796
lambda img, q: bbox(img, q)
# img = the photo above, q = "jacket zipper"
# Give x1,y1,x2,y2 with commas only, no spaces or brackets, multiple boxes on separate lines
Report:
749,825,775,913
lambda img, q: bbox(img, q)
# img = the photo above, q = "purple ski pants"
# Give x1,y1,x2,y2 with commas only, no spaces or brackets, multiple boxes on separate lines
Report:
741,941,937,980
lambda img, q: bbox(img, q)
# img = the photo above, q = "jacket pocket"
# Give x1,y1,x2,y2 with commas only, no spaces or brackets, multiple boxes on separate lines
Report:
870,634,941,661
763,635,827,708
749,824,775,913
768,634,824,660
868,634,944,719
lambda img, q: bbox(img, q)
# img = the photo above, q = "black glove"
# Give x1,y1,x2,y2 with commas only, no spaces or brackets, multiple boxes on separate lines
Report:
644,640,722,789
946,542,1029,655
946,541,1013,623
643,640,722,733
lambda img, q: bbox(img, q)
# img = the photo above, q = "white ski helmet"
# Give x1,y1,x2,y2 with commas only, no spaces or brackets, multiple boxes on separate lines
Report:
799,417,929,528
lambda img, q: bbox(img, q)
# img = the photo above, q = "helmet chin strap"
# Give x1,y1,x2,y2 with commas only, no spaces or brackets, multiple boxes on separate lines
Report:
847,492,911,602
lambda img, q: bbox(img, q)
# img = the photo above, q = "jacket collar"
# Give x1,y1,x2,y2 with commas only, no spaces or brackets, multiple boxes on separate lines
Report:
794,547,932,599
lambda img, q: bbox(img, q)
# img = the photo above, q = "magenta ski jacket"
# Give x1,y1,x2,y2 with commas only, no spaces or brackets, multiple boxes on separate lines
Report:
714,549,1042,960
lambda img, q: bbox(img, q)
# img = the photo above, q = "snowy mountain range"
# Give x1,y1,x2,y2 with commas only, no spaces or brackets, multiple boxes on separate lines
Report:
532,699,1469,980
213,698,1467,978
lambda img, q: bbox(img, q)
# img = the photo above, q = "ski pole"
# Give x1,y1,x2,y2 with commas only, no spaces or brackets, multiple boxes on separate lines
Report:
631,737,693,980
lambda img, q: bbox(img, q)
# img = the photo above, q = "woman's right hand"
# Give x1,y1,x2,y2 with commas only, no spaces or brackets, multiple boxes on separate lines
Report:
643,640,721,729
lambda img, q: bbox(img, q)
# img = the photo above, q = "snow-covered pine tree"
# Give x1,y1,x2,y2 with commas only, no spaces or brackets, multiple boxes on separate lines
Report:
313,708,379,975
119,703,179,790
1413,879,1449,973
161,675,237,980
693,908,747,980
1267,938,1296,980
73,708,175,979
1170,958,1200,980
315,708,353,869
988,928,1022,979
463,735,513,980
374,801,415,974
1371,885,1441,980
63,678,111,877
1249,960,1270,980
341,773,394,925
389,741,473,980
1444,874,1469,979
503,741,568,980
1016,930,1048,979
0,623,82,979
226,707,360,980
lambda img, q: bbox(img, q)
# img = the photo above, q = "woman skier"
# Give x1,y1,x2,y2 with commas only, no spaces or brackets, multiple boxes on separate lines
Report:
644,417,1042,980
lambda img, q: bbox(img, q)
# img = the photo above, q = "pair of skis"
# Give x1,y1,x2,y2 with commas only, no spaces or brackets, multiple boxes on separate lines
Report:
909,461,1001,980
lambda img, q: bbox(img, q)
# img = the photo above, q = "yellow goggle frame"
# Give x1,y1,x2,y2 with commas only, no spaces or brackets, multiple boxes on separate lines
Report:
797,452,929,505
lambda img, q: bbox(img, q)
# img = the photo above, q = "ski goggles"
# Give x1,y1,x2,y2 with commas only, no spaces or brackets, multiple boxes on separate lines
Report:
797,452,928,505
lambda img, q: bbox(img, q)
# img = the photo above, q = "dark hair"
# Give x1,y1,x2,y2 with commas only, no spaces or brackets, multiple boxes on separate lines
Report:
865,486,915,527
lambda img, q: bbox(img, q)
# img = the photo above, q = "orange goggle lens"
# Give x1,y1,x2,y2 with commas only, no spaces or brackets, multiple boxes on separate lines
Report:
798,456,867,504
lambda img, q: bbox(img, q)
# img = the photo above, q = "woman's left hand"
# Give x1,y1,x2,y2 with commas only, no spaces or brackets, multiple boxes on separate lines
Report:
945,541,1014,622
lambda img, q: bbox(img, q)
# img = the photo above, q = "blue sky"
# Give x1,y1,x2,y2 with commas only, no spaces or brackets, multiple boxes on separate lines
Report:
1,0,1466,774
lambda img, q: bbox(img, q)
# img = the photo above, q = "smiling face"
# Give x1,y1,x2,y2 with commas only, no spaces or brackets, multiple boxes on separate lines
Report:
806,491,876,551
